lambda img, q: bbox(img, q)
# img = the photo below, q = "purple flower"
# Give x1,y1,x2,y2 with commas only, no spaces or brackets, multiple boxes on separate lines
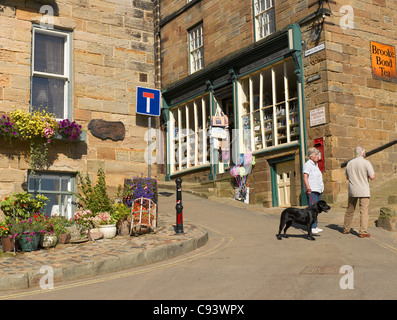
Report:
58,119,82,140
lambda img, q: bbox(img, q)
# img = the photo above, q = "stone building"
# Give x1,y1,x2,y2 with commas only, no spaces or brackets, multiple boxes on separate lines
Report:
158,0,397,207
0,0,157,218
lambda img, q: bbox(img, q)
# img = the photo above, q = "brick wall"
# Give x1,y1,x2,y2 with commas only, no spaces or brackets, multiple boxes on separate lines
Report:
0,0,156,197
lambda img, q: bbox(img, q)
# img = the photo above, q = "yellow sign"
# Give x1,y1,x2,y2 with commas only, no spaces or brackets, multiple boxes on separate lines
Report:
371,41,397,81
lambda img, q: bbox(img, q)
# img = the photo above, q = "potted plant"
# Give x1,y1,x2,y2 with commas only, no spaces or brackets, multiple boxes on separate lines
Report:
113,202,131,236
75,168,113,214
11,214,45,252
9,109,58,171
0,218,14,252
123,175,157,205
40,229,58,248
0,114,17,142
0,192,48,219
40,215,70,248
92,212,117,239
54,216,74,244
131,198,156,236
73,209,95,235
57,119,83,141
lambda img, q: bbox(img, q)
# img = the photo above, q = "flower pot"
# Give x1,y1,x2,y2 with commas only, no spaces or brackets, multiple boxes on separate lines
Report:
1,236,15,252
40,234,58,248
98,224,117,239
58,233,71,244
117,219,131,236
18,233,40,252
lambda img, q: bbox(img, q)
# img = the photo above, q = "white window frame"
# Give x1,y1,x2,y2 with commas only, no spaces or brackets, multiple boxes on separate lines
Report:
189,24,204,74
31,26,71,120
28,172,76,220
238,59,299,153
254,0,276,41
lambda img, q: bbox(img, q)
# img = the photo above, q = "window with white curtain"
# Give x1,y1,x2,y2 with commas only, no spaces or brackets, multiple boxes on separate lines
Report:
28,172,75,220
31,27,71,119
238,58,298,153
189,23,204,74
254,0,275,41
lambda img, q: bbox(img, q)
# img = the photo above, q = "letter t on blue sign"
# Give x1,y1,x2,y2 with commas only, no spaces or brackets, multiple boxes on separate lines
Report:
136,87,161,117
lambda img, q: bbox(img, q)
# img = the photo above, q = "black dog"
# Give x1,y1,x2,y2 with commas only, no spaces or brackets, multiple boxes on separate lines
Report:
277,200,331,241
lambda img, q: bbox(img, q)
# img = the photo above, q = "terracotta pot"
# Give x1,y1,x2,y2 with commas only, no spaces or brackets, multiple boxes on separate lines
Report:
1,236,15,252
58,233,71,244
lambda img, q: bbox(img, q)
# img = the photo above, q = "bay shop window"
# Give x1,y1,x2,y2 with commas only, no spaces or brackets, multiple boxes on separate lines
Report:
169,95,211,174
167,58,299,175
238,58,299,152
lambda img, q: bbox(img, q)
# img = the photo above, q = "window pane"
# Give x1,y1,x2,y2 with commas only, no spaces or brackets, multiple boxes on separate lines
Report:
61,178,71,192
28,176,40,192
31,76,65,118
34,32,65,75
40,176,58,191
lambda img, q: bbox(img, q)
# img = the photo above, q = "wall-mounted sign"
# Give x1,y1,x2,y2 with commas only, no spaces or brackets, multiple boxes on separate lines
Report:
370,41,396,81
310,106,326,127
305,43,325,57
306,73,321,84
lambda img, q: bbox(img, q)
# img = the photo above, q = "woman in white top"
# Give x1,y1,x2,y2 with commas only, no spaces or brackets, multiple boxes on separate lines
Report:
303,147,324,234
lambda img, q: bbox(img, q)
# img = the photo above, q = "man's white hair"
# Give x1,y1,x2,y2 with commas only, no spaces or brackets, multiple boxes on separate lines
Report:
354,146,365,157
307,147,319,160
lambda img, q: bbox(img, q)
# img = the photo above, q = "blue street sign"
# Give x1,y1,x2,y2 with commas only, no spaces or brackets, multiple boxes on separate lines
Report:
136,87,161,117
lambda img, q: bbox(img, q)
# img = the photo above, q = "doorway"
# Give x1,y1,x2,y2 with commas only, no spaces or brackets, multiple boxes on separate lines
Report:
270,157,297,207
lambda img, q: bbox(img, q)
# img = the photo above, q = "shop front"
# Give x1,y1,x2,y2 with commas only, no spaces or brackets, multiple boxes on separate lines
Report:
162,24,307,207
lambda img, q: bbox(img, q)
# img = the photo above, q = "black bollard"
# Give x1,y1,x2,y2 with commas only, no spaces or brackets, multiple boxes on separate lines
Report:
175,177,184,234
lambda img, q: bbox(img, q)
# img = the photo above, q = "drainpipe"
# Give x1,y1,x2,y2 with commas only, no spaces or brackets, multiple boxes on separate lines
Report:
288,24,308,206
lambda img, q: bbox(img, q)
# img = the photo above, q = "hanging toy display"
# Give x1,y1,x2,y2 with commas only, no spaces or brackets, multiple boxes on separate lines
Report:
230,152,256,202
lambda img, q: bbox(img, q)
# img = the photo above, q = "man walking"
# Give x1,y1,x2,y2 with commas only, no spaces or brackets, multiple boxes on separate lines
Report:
343,146,375,237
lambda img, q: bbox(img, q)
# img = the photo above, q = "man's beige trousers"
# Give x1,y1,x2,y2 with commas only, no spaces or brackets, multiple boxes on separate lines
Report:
343,197,370,234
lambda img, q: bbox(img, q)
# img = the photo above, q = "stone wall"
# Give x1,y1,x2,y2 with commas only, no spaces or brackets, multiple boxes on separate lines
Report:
301,0,397,202
160,0,253,88
160,0,397,205
0,0,157,197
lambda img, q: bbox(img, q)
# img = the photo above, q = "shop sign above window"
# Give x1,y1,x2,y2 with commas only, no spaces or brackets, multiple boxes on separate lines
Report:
370,41,396,81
